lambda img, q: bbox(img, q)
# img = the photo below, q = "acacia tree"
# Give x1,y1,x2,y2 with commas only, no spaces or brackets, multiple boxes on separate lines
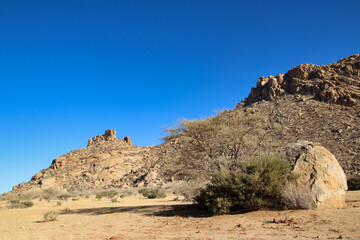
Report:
161,109,280,182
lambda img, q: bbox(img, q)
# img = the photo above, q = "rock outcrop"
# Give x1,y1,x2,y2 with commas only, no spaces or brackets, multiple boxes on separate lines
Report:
87,129,119,146
244,54,360,106
285,140,348,209
123,136,132,145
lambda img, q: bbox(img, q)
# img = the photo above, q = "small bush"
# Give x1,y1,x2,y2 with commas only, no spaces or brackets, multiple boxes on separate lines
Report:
56,201,62,206
195,155,292,215
7,203,27,209
347,175,360,191
58,194,71,201
106,190,118,199
148,188,167,199
7,200,34,209
43,187,62,203
138,188,151,197
8,199,20,204
120,189,134,198
178,182,204,201
43,211,58,221
85,195,90,199
95,193,103,201
96,190,119,201
21,201,34,208
139,188,167,199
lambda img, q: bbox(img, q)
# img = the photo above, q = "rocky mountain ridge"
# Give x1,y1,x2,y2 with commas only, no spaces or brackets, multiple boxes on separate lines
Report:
244,54,360,106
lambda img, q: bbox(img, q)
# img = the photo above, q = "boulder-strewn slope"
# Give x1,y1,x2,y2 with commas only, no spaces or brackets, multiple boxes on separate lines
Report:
12,54,359,193
237,54,359,175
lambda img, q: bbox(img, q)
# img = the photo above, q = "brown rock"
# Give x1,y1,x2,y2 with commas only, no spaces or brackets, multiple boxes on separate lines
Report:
103,129,116,141
88,129,117,146
87,134,105,146
123,136,132,145
13,183,25,190
243,54,360,106
31,172,43,181
286,140,348,209
51,158,66,170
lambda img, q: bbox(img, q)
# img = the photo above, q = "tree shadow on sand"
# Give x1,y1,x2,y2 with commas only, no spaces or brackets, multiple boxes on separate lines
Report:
60,204,211,218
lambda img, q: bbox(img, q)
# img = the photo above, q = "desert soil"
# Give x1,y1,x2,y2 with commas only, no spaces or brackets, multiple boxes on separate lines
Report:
0,192,359,240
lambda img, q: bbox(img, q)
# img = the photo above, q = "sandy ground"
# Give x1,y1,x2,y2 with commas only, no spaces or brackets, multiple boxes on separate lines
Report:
0,192,359,240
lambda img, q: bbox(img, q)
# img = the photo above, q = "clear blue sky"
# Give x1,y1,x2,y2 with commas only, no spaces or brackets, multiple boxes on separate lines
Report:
0,0,359,193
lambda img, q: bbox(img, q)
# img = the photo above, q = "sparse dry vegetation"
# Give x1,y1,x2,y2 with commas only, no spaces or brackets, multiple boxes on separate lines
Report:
58,194,71,201
138,188,167,199
194,155,293,215
96,190,119,201
177,181,205,201
161,110,290,214
6,199,34,209
162,110,280,182
43,187,63,202
43,211,58,221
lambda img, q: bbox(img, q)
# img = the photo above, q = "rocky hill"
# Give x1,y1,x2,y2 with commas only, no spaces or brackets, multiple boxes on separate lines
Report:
12,54,360,193
13,130,167,192
238,54,359,175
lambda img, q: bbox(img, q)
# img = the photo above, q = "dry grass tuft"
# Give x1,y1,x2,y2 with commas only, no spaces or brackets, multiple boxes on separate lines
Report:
43,211,58,221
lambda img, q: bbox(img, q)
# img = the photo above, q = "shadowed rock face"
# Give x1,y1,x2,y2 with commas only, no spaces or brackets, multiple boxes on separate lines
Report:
244,54,360,106
123,136,132,145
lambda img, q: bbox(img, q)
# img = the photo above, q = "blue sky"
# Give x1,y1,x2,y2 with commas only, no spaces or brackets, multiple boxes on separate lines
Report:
0,0,359,193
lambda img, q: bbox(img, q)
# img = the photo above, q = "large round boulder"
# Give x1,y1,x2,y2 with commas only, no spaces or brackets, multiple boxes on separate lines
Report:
285,140,348,209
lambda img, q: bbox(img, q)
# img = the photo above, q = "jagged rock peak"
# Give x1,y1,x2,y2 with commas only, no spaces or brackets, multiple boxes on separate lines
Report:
242,54,360,107
87,129,119,146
